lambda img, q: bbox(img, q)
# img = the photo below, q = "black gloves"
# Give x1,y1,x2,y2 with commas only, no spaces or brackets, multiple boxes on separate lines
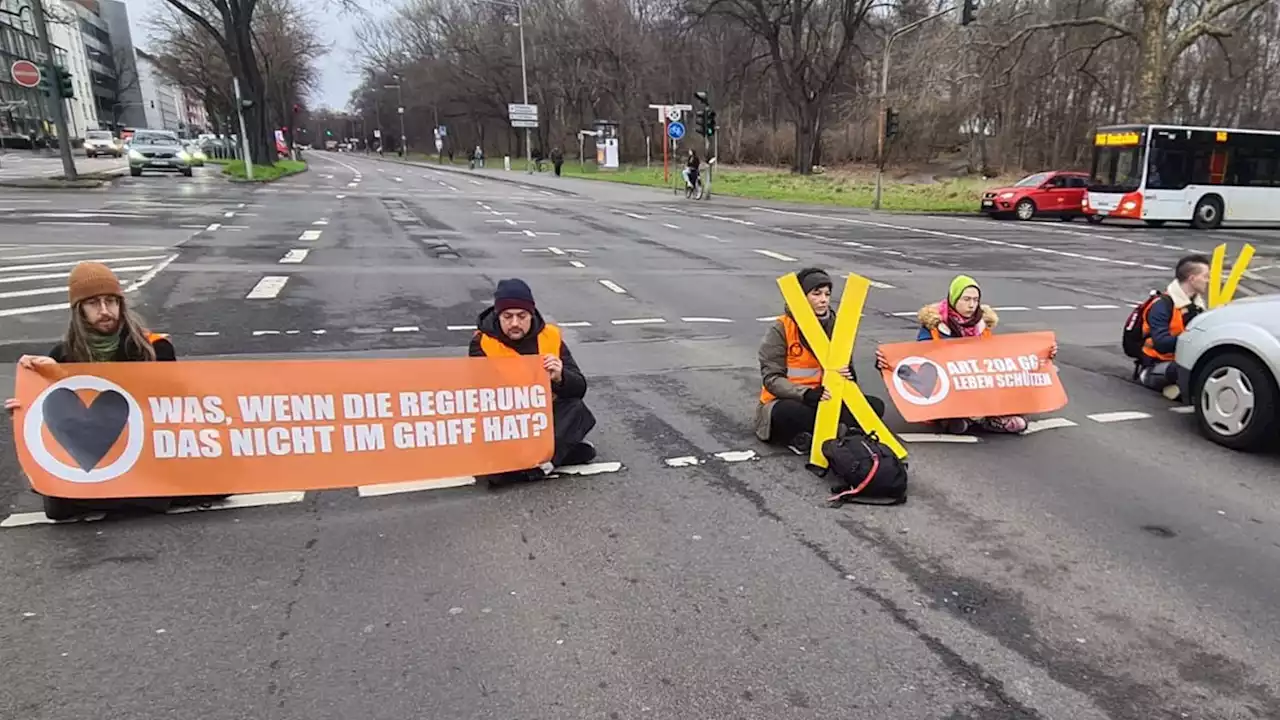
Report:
802,387,823,407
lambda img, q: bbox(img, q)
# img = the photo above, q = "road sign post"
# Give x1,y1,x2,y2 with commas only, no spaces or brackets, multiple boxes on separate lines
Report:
26,0,75,180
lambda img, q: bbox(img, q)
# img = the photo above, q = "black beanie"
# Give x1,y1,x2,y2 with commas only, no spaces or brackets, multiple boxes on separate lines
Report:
494,278,535,313
796,267,833,294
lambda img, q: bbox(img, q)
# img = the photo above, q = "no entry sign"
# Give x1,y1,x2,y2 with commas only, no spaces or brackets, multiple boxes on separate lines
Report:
11,60,41,89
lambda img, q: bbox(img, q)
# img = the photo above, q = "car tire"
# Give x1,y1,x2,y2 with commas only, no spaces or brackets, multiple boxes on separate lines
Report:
1191,195,1224,229
1193,351,1278,452
181,168,193,177
1059,214,1075,222
1014,199,1036,221
1144,220,1167,228
130,167,142,177
1085,214,1104,224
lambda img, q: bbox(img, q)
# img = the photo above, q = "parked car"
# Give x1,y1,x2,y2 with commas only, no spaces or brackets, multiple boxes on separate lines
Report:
1175,293,1280,451
127,130,194,177
980,171,1090,221
83,130,122,158
184,142,207,167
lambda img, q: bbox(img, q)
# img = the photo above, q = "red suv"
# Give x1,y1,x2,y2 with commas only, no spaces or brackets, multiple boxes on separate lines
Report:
980,171,1090,221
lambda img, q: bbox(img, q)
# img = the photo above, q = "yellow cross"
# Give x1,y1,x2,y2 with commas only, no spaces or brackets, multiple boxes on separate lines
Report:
776,271,907,467
1207,242,1255,309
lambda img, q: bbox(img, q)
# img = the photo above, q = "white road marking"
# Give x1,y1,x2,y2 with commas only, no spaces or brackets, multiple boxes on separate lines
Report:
547,247,565,255
279,249,309,264
665,456,701,467
313,219,328,226
224,211,236,218
891,311,917,317
1169,406,1194,415
713,450,757,462
391,326,420,333
246,276,289,299
358,477,476,497
446,324,473,330
0,286,69,300
663,223,680,229
166,491,307,514
313,329,327,335
347,182,358,187
336,194,346,199
704,234,721,241
753,249,798,262
521,248,551,253
868,280,895,289
899,433,981,443
539,190,554,196
123,254,176,293
36,221,109,226
0,246,150,262
623,212,647,220
706,213,755,226
1083,304,1120,310
2,511,106,528
993,306,1030,311
299,230,322,241
611,318,665,325
253,330,281,336
393,177,403,182
599,279,628,294
469,179,482,185
1021,418,1078,435
569,260,586,268
1086,411,1152,423
1038,305,1076,311
681,316,733,323
550,461,622,476
560,321,592,327
756,316,777,322
194,331,220,337
523,229,538,237
205,223,221,231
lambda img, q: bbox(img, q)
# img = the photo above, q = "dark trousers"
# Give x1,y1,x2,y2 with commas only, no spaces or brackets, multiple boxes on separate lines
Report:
553,161,562,176
769,396,886,447
1138,359,1177,390
549,397,595,466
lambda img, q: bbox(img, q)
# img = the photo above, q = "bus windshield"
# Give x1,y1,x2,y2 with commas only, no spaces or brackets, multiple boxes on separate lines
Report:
1089,127,1147,193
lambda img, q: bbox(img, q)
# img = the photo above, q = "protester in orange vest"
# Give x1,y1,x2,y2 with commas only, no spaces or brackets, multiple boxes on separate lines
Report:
755,267,886,454
1137,254,1209,399
2,262,222,520
469,278,597,485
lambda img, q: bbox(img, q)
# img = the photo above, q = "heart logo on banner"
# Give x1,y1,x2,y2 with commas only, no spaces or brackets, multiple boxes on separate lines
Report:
42,388,131,472
896,362,940,399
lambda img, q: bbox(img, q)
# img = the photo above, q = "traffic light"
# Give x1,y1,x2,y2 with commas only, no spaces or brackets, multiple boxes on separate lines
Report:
694,109,707,136
694,91,709,106
961,0,977,25
705,110,717,137
57,66,73,99
38,65,52,97
325,129,333,137
885,108,900,139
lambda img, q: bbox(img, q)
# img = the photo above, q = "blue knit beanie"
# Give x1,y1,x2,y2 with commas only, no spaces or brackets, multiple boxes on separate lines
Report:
494,278,535,313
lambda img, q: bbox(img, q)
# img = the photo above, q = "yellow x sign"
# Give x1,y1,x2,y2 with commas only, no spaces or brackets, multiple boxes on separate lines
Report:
777,271,907,467
1207,242,1255,309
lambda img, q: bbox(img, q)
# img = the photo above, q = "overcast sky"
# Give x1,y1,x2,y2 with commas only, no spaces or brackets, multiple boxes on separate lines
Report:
122,0,372,111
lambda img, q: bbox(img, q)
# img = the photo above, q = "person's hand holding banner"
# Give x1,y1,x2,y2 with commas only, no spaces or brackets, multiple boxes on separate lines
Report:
11,356,555,499
877,331,1067,423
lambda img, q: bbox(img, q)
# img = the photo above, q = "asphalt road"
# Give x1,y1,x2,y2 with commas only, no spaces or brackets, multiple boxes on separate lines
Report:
1,151,1278,720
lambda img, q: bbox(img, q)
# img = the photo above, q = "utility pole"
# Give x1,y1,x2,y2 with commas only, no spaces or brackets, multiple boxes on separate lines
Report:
29,0,76,180
874,6,955,210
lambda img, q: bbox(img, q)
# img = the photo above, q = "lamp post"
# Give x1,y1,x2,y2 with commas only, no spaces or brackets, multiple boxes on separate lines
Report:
477,0,530,173
384,74,406,156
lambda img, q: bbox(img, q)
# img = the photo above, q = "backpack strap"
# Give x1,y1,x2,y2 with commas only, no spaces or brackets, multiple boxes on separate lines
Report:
825,440,881,504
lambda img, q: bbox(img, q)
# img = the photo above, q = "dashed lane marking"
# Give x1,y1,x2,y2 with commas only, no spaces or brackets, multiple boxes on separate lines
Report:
1087,411,1152,423
1083,304,1120,310
663,223,680,229
246,276,289,299
0,255,169,273
313,219,328,226
1169,406,1194,415
1038,305,1075,311
1021,417,1078,435
599,279,628,294
899,433,981,444
358,477,476,497
611,318,665,325
299,230,322,241
681,316,734,323
166,492,307,515
279,249,309,264
560,321,592,327
36,221,109,226
569,260,586,268
0,264,154,289
392,326,419,333
206,223,221,231
753,249,798,262
446,324,473,331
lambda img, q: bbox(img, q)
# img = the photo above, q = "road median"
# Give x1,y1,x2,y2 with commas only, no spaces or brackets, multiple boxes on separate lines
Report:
0,166,129,189
212,158,308,183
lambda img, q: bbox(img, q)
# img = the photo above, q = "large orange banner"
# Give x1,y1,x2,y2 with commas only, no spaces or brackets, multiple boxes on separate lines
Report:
878,331,1067,423
12,357,554,499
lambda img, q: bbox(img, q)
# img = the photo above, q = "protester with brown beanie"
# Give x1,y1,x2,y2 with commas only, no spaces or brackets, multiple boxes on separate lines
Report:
3,262,205,520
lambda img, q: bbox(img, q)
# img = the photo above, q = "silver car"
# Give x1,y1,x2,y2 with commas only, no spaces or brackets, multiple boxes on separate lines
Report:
84,130,122,158
128,130,194,177
1175,293,1280,451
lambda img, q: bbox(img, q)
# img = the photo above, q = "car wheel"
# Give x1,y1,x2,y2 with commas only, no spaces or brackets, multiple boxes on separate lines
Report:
1144,220,1167,227
1085,214,1104,224
181,167,193,177
1193,351,1278,451
1014,199,1036,221
1191,195,1224,229
130,167,142,177
1058,214,1075,222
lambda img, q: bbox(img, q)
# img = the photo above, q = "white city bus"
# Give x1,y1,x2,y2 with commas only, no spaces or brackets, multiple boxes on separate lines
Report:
1084,123,1280,228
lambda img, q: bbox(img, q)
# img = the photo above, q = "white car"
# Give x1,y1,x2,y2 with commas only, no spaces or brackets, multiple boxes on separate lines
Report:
1174,294,1280,451
83,130,122,158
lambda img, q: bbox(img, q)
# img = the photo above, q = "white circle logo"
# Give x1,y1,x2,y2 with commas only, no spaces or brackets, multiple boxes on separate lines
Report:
23,375,145,484
891,356,951,406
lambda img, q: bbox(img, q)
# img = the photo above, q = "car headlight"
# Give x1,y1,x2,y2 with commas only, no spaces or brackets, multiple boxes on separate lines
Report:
128,149,144,160
1000,192,1015,199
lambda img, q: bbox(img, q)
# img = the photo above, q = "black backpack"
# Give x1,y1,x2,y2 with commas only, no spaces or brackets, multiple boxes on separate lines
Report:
1122,291,1163,360
812,431,908,506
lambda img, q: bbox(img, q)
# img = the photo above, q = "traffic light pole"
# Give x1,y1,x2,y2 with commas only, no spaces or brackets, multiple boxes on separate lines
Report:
29,0,76,180
873,6,954,210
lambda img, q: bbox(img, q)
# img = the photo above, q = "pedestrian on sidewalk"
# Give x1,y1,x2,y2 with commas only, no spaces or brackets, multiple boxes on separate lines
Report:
469,279,598,486
550,146,564,176
756,267,886,454
3,262,226,520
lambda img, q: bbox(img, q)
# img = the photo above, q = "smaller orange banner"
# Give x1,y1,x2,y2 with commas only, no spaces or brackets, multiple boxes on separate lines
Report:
12,357,554,499
878,331,1067,423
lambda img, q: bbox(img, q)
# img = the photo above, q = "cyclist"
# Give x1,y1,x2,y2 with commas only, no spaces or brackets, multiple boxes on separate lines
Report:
683,149,701,192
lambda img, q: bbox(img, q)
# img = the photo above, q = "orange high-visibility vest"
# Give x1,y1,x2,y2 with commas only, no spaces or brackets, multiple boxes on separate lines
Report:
475,325,562,358
1140,297,1185,362
147,332,169,344
760,315,824,404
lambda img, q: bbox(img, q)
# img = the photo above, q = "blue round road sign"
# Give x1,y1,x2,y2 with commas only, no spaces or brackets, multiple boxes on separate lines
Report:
667,121,685,140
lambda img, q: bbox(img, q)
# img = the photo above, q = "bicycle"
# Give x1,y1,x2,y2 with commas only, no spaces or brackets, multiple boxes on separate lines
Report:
683,168,704,200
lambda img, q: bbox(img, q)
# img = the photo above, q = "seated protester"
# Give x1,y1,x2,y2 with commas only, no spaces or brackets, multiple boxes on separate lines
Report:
3,262,224,520
469,278,597,485
877,274,1056,435
756,267,886,454
1137,254,1209,400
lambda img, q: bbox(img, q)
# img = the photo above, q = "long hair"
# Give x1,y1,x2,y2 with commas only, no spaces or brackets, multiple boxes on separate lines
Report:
62,295,156,363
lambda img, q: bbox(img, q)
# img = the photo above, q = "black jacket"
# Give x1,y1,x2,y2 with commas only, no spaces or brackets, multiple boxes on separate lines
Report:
468,307,587,399
49,334,176,363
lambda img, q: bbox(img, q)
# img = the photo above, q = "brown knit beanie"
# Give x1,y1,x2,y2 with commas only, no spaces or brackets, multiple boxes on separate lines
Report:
68,262,123,306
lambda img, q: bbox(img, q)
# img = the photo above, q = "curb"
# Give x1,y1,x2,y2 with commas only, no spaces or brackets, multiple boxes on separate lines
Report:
368,155,579,197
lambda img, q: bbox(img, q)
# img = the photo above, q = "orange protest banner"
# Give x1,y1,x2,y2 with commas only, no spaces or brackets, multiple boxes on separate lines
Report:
12,356,554,499
877,331,1067,423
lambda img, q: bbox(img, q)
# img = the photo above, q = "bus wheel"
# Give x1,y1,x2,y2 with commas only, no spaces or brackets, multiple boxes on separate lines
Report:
1086,214,1104,224
1192,196,1224,229
1144,220,1166,228
1015,199,1036,221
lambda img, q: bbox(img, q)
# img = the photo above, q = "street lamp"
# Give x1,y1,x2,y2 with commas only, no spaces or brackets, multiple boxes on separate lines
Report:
477,0,531,173
384,74,406,157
